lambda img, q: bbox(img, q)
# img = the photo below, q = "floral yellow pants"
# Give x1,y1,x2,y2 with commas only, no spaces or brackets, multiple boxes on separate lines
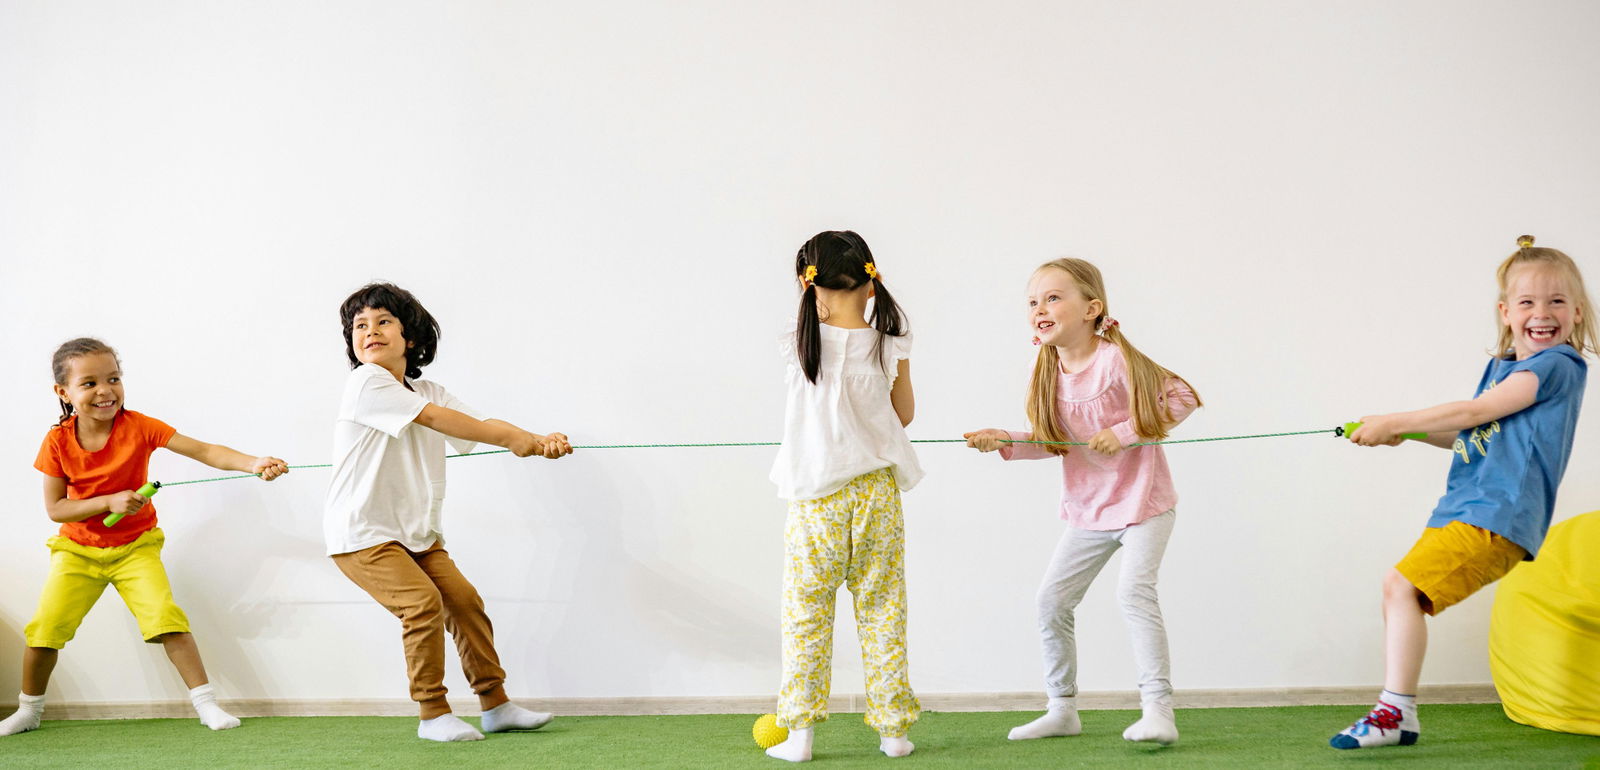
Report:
778,468,920,736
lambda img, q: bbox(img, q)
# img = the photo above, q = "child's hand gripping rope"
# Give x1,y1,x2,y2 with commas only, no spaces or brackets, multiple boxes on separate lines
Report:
1337,421,1429,447
103,482,160,526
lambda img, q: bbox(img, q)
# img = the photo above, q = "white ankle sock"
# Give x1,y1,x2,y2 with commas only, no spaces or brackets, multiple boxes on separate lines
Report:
1008,696,1082,740
1122,699,1178,745
480,701,553,733
0,693,45,737
418,713,485,742
765,725,813,762
188,684,240,731
879,734,915,757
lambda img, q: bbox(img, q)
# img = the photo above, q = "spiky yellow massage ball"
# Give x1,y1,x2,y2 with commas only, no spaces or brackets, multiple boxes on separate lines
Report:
752,713,788,748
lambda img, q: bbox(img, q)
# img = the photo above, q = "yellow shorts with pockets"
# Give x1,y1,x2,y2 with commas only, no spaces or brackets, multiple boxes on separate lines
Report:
1395,521,1525,615
23,528,190,649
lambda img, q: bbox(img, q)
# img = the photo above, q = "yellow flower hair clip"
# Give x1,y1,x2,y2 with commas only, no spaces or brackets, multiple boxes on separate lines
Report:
802,265,818,285
863,262,878,280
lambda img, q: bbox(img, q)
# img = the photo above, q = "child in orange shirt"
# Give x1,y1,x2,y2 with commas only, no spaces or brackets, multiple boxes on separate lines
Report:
0,338,288,737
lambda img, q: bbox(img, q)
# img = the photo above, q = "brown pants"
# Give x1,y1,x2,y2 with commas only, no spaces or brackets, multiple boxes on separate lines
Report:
333,541,509,719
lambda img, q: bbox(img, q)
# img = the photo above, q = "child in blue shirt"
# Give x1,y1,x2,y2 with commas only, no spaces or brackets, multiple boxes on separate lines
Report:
1333,235,1596,749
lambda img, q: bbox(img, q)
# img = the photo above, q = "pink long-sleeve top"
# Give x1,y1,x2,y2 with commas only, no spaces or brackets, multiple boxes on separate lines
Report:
1000,339,1198,530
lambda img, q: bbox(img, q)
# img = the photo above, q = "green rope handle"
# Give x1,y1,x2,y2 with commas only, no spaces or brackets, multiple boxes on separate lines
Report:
154,428,1333,487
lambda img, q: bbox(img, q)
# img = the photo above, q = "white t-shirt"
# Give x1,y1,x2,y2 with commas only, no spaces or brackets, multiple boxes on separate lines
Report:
323,363,483,556
769,325,924,501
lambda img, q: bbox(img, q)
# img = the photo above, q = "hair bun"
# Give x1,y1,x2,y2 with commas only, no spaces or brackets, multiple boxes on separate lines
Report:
1517,234,1536,248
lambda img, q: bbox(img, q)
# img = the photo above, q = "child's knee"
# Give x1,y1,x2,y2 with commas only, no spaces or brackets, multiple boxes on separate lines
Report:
398,590,446,626
437,581,486,615
1037,588,1084,618
1382,569,1420,601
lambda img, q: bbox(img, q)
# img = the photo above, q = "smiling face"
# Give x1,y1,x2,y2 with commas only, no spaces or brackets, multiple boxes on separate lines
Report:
1026,267,1102,347
1500,263,1582,360
54,352,124,424
349,306,413,378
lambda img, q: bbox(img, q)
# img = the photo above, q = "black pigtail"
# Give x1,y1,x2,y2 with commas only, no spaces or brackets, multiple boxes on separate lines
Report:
797,283,822,383
867,276,907,376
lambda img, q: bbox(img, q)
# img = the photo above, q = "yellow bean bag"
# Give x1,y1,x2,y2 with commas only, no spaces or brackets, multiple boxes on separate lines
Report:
1489,510,1600,735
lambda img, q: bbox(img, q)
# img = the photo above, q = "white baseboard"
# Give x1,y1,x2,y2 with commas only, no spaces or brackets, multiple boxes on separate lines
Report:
47,684,1498,721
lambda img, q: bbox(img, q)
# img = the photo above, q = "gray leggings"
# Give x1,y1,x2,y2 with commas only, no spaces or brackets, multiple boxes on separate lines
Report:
1036,509,1175,703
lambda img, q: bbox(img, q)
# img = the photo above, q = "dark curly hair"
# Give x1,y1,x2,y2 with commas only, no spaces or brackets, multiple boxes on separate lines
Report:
339,283,440,379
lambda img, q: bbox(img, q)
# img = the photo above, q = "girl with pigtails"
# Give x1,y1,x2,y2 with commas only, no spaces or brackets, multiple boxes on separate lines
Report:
967,258,1201,747
766,231,923,762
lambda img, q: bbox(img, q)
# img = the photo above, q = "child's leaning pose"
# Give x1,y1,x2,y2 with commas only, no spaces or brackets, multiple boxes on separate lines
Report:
766,231,924,762
1331,236,1594,750
0,337,288,737
966,258,1199,746
324,282,572,742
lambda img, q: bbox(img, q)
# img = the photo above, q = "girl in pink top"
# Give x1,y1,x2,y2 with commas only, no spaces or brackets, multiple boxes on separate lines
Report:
967,258,1200,747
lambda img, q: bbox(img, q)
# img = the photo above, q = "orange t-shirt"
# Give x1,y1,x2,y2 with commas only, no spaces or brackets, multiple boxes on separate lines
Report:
34,410,177,548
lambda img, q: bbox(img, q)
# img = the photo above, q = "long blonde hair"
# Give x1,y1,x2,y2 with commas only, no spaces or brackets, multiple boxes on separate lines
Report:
1494,235,1598,359
1025,259,1200,455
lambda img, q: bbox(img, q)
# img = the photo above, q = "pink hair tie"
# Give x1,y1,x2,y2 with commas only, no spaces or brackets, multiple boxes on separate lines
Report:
1031,336,1042,346
1097,316,1119,334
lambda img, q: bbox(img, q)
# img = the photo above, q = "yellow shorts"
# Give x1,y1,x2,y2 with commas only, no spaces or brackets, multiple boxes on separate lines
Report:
23,528,190,649
1395,521,1526,616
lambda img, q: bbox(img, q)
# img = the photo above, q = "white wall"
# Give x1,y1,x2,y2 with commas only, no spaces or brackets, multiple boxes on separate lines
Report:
2,0,1598,706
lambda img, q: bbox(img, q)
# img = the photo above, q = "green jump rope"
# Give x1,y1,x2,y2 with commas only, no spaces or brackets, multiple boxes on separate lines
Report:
98,422,1427,527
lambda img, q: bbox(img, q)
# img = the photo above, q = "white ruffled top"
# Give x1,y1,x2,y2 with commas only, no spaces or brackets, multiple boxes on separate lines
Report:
770,325,924,501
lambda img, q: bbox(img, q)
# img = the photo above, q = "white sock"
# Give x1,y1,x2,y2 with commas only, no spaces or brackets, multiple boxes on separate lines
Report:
1330,690,1419,749
879,734,914,758
1008,696,1081,740
418,713,485,742
479,701,553,733
1121,698,1178,745
188,684,240,731
765,725,813,762
0,693,45,737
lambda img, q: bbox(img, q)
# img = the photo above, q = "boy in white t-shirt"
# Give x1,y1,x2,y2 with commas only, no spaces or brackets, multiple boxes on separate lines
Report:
325,283,572,742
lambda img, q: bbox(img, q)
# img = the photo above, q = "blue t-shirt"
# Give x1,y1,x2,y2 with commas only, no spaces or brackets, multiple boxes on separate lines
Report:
1428,345,1587,558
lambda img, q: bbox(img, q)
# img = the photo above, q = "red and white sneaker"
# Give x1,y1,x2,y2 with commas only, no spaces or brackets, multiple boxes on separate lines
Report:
1330,699,1419,749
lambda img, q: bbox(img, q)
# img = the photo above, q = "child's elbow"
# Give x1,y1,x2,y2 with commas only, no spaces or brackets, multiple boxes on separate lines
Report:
1460,400,1508,428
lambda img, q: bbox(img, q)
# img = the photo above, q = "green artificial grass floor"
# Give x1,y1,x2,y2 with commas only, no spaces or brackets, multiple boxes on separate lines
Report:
2,705,1596,768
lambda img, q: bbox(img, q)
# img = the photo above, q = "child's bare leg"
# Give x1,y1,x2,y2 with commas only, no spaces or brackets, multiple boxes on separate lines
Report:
21,647,58,697
159,633,238,731
1382,569,1427,694
1330,568,1424,749
0,648,57,736
161,632,209,688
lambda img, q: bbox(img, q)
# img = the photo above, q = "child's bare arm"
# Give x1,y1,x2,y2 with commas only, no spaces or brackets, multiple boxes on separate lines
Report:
43,475,143,522
166,434,288,479
415,404,571,459
890,359,914,427
1352,371,1539,447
